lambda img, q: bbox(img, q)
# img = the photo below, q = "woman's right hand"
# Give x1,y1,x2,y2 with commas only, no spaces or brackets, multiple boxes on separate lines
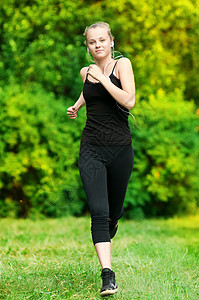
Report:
67,106,79,119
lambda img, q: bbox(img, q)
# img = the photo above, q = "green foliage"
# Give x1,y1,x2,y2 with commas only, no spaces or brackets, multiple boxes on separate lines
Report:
0,0,198,102
0,82,86,218
1,83,197,218
0,0,198,218
103,0,199,103
0,0,86,99
125,88,199,217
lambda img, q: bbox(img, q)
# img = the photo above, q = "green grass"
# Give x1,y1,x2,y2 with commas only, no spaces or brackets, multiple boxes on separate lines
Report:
0,215,199,299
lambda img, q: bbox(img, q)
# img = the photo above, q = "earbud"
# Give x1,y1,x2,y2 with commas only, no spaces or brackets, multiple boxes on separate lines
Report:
111,42,114,47
87,48,89,53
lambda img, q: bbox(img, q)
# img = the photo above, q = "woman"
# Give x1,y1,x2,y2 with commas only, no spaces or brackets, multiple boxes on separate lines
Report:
67,21,135,296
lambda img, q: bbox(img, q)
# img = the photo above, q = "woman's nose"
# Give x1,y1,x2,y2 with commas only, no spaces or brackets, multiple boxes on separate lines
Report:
96,41,100,47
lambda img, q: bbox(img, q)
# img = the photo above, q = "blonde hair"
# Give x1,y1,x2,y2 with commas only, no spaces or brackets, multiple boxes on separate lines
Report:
83,21,114,45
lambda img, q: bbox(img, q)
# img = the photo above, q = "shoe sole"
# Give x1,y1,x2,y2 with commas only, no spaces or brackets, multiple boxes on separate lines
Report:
100,288,118,296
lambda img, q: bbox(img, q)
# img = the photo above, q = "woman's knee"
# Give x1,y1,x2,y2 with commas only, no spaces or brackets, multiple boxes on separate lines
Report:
91,210,109,231
91,214,110,244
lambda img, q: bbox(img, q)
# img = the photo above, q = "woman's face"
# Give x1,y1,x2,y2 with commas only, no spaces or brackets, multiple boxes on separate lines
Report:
87,26,112,60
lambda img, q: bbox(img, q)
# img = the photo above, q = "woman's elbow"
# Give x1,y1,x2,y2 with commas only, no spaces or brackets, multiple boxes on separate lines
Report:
126,97,135,110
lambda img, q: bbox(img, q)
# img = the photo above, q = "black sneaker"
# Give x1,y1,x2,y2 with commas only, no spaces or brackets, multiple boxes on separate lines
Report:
100,268,118,296
109,220,118,239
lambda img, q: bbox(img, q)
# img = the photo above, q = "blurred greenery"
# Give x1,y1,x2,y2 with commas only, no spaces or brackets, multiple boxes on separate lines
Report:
125,88,198,218
0,0,198,218
0,82,86,218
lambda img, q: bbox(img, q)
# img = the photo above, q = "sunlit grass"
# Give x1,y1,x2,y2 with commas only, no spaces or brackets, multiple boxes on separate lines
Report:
0,215,199,299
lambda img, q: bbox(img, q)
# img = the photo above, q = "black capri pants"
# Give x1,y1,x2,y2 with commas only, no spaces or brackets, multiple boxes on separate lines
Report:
78,141,134,245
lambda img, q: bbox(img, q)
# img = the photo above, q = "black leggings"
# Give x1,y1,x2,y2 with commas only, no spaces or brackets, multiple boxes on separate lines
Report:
78,141,134,245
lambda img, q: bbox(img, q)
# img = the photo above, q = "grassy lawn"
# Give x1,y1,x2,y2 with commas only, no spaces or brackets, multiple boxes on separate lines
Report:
0,215,199,299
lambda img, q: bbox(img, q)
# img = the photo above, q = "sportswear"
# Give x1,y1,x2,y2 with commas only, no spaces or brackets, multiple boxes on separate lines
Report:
81,59,132,145
100,268,118,296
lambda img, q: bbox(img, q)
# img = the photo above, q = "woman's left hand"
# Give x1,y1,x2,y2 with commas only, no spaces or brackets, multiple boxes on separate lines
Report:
87,64,104,82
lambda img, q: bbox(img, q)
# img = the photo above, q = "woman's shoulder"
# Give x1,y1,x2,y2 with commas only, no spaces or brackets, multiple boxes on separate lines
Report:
116,57,134,76
116,57,132,67
80,66,89,82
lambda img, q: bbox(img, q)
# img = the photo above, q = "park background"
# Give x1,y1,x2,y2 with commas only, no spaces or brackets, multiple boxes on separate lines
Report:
0,0,198,219
0,0,199,299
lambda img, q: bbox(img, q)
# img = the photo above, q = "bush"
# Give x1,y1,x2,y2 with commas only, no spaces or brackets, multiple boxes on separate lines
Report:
0,82,86,218
0,84,198,218
124,88,199,218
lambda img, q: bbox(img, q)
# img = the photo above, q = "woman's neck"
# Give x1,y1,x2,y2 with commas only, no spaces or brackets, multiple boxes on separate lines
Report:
94,56,114,74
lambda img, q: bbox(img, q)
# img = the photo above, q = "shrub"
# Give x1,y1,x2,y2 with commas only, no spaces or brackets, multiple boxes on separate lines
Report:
0,82,86,218
124,88,199,218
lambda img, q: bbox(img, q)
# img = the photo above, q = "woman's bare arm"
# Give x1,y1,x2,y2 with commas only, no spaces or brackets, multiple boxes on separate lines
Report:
73,91,86,110
67,68,87,119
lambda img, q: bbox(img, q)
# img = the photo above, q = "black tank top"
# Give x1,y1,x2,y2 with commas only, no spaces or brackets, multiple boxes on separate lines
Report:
81,59,132,145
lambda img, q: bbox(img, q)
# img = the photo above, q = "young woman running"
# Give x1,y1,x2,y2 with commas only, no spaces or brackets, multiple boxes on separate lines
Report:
67,21,135,296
